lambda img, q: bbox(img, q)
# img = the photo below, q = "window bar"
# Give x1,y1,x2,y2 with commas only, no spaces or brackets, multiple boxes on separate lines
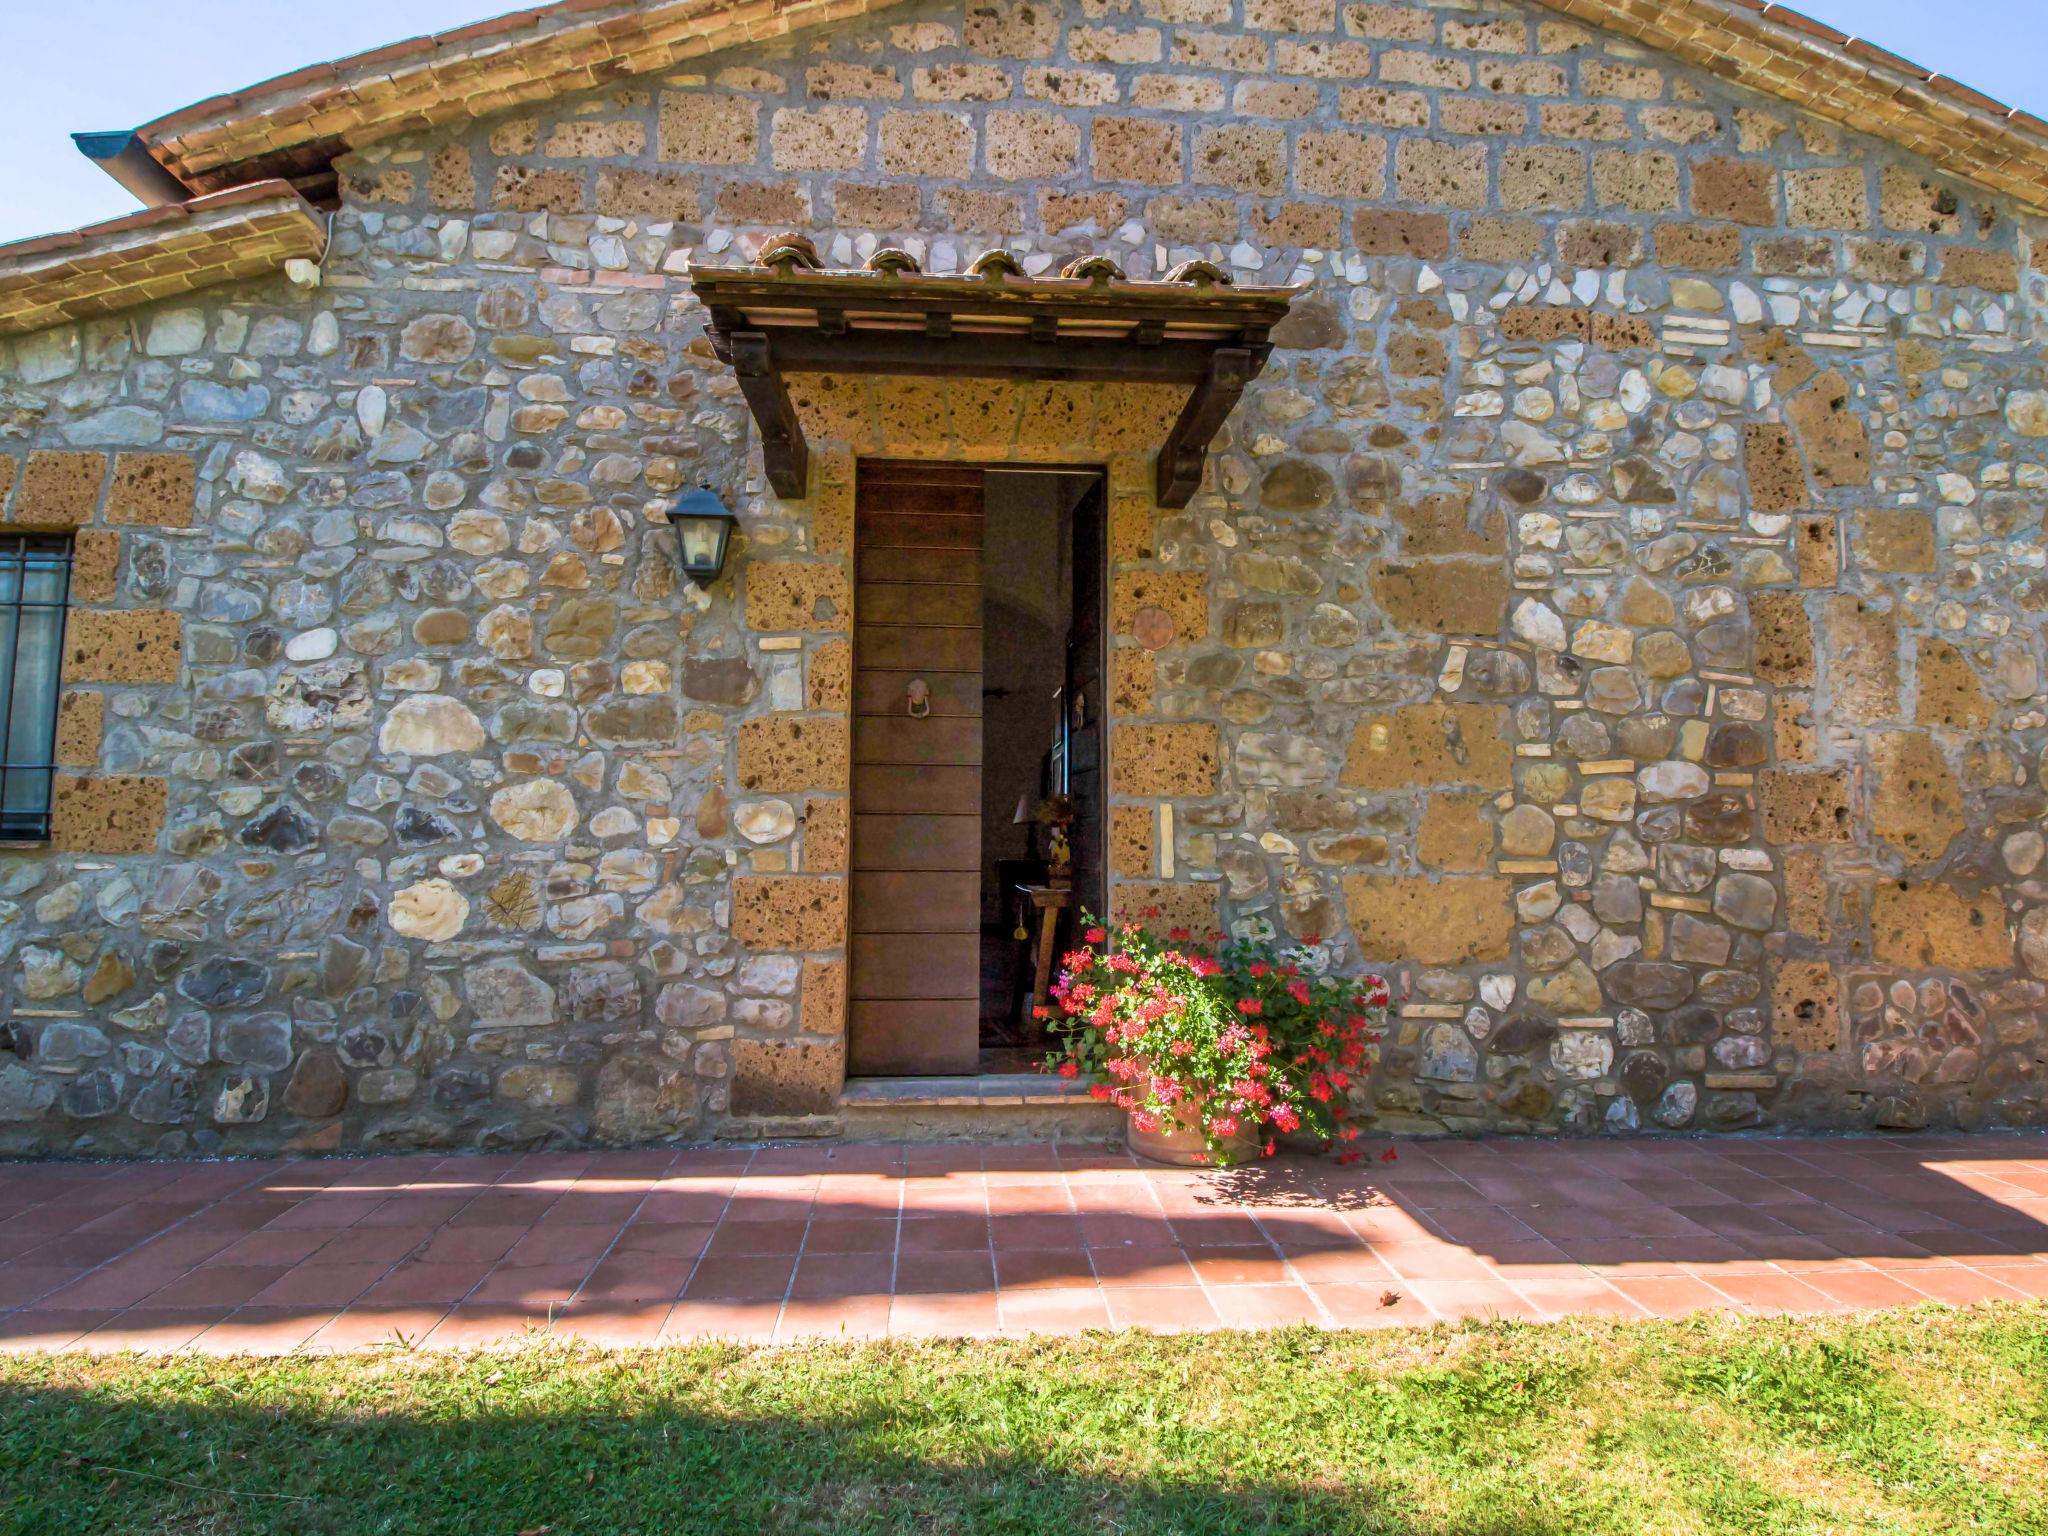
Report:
0,537,72,842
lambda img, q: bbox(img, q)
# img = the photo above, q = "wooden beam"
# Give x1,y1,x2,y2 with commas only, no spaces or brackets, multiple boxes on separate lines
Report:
1155,347,1252,508
764,330,1229,384
730,329,808,499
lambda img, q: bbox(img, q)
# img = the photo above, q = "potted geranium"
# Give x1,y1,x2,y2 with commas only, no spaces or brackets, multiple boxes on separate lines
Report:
1043,913,1390,1167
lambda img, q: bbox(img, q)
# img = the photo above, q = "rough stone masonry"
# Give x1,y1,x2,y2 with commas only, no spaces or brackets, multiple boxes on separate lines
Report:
0,0,2045,1156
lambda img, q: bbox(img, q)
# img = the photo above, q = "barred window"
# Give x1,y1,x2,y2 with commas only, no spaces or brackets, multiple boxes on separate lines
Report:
0,536,71,841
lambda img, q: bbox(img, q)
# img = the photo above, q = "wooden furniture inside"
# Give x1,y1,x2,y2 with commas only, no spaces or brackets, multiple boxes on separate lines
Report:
1014,882,1073,1020
847,463,985,1075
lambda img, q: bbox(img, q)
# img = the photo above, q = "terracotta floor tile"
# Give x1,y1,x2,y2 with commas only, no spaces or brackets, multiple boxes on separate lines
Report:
37,1263,186,1311
193,1307,336,1355
805,1217,899,1254
1370,1241,1496,1283
776,1295,891,1343
467,1263,590,1306
1310,1283,1435,1329
1799,1269,1936,1311
0,1265,75,1309
995,1248,1099,1291
248,1261,391,1310
1089,1246,1199,1288
999,1288,1112,1335
1508,1277,1650,1321
894,1250,995,1295
82,1308,225,1354
421,1306,554,1350
683,1254,794,1301
0,1309,111,1351
1408,1277,1531,1322
790,1252,895,1300
1102,1285,1223,1331
704,1220,808,1259
551,1300,677,1347
1608,1276,1738,1318
580,1257,698,1304
509,1223,628,1265
356,1261,491,1307
899,1216,993,1253
1897,1267,2032,1306
1204,1285,1325,1328
144,1265,293,1310
1185,1247,1293,1286
888,1292,1002,1338
1699,1271,1838,1315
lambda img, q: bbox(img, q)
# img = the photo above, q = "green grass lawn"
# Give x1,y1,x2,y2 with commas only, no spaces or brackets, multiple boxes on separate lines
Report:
4,1304,2046,1535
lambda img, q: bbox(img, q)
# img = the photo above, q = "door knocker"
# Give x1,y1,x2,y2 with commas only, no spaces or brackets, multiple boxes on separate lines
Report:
906,678,930,718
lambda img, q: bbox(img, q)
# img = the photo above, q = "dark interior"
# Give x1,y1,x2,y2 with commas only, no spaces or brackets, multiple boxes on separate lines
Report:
976,470,1105,1073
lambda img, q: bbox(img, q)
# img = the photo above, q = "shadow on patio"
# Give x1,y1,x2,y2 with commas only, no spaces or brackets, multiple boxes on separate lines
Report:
1,1133,2045,1351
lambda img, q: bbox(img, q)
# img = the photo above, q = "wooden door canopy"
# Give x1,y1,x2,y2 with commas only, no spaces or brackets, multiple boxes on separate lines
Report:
688,238,1301,508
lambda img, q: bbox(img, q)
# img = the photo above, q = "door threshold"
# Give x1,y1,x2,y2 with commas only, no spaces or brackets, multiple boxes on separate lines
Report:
842,1073,1099,1109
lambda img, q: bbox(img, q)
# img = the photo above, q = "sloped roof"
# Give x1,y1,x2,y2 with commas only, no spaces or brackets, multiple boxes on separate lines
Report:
102,0,2048,215
0,183,325,339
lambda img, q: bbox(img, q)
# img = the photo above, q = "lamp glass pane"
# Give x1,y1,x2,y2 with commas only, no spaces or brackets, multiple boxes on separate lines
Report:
677,518,724,568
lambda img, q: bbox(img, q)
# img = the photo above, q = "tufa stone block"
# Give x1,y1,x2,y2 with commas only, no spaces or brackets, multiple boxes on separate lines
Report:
731,1038,844,1116
1758,768,1852,844
807,638,852,712
10,451,105,527
492,165,585,213
1111,570,1206,644
746,561,850,632
64,610,181,684
1867,731,1964,867
1851,509,1933,574
1786,370,1870,489
1110,803,1155,877
1111,881,1220,936
51,775,165,853
1692,156,1777,226
801,958,845,1037
595,169,702,220
803,796,849,872
659,93,759,164
1915,638,1995,730
732,876,847,950
105,452,195,527
1343,875,1514,965
1112,723,1220,797
986,110,1080,179
1796,515,1838,587
1771,959,1841,1055
1417,790,1494,871
69,530,119,604
737,717,849,792
55,691,103,768
1744,422,1809,512
1822,595,1899,725
1370,558,1508,636
1342,702,1512,790
1749,591,1813,685
1871,884,2009,971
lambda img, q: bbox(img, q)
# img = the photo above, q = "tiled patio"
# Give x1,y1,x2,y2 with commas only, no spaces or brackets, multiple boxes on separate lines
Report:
2,1132,2045,1354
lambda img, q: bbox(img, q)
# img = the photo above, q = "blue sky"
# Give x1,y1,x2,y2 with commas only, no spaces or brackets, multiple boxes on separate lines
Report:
0,0,2039,243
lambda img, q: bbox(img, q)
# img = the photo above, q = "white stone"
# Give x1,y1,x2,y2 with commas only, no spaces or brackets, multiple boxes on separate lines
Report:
146,308,207,356
357,384,389,438
1637,760,1711,802
490,779,579,842
389,879,469,941
378,694,484,756
737,800,798,844
1512,598,1567,652
285,627,338,662
1480,974,1516,1010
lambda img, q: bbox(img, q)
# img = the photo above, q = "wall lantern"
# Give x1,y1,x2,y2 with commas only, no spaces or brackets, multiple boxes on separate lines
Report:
663,486,739,587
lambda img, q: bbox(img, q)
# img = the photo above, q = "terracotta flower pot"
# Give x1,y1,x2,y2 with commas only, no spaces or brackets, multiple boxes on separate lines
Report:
1127,1099,1258,1167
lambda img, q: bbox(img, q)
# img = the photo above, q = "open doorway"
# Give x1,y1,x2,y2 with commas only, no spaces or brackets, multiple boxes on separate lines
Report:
847,462,1105,1078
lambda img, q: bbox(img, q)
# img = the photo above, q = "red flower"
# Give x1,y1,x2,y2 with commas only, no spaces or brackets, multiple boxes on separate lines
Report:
1236,998,1263,1016
1058,1060,1079,1079
1380,1147,1398,1163
1085,926,1107,944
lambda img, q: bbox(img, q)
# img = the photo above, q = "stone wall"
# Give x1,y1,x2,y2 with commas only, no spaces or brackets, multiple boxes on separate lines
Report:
0,0,2044,1154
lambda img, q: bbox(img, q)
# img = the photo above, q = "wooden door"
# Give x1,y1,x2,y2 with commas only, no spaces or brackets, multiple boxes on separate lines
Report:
848,463,984,1075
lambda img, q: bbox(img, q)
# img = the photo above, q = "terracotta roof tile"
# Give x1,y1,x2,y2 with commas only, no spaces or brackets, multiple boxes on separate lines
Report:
0,183,324,339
